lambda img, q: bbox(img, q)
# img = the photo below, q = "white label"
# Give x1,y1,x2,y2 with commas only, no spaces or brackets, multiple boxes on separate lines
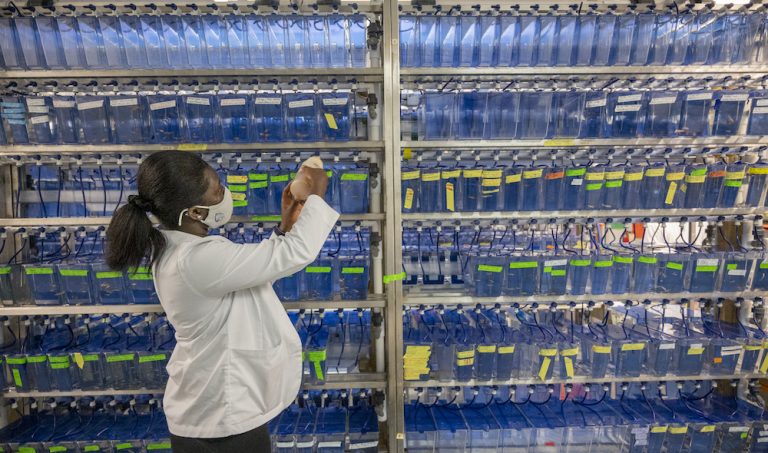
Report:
289,99,314,109
149,100,176,111
295,441,315,448
77,100,104,110
760,430,768,436
635,439,648,446
30,115,49,124
26,98,45,106
615,104,641,112
757,99,768,107
110,98,138,107
322,97,348,106
544,259,567,267
721,93,748,102
27,106,49,113
660,343,676,350
729,426,749,433
721,349,741,356
650,96,677,105
318,441,342,448
728,269,747,276
618,94,642,103
255,97,281,105
275,441,294,448
570,178,583,186
689,343,703,349
722,345,742,352
53,99,75,108
586,99,607,108
688,92,713,101
186,97,211,106
632,427,648,435
349,441,379,450
754,107,768,114
758,437,768,444
697,258,719,267
221,98,246,107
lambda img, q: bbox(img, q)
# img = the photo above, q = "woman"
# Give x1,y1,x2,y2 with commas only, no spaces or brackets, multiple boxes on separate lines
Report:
106,151,338,452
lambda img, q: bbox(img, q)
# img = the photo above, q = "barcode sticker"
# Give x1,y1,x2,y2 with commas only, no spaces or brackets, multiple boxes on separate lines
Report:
27,106,49,113
30,115,49,124
615,104,641,112
53,99,75,108
289,99,314,109
571,178,583,186
729,426,749,433
221,98,246,107
721,93,749,102
149,100,176,111
322,97,348,106
544,259,567,267
586,98,607,108
650,96,677,105
255,97,281,105
688,92,713,101
728,269,747,276
77,100,104,110
660,343,676,350
110,98,139,107
186,97,211,106
618,94,642,103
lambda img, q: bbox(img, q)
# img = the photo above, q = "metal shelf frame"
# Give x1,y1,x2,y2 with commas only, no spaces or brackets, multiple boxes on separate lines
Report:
401,137,768,149
400,65,768,79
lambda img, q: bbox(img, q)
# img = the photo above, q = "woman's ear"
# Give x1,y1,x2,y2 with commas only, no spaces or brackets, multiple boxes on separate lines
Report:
188,206,209,221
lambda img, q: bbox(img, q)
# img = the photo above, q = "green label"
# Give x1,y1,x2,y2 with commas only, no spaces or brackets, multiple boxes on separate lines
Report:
306,266,332,273
690,168,707,176
551,270,567,277
727,263,738,271
605,180,623,189
341,267,365,274
27,355,47,364
341,173,369,181
613,256,633,264
128,272,152,281
233,200,248,208
228,184,247,192
60,269,88,277
249,173,268,181
696,266,718,272
106,353,135,363
115,443,133,451
308,349,327,380
594,261,613,268
249,181,268,189
510,261,538,269
569,259,591,267
270,174,289,183
49,356,70,369
566,168,587,177
383,272,406,284
80,354,100,362
25,267,53,275
12,368,22,387
7,357,27,365
586,183,603,191
477,264,503,273
19,448,36,453
49,446,67,452
251,215,281,222
146,443,172,451
96,271,122,279
0,266,10,275
83,447,100,452
725,180,743,187
665,262,684,271
638,256,658,264
761,262,768,269
139,353,167,363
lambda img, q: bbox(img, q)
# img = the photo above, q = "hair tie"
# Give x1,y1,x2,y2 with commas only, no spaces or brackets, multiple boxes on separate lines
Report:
128,195,153,212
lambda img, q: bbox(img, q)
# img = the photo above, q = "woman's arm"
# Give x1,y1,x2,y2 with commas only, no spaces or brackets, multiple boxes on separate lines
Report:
178,195,339,297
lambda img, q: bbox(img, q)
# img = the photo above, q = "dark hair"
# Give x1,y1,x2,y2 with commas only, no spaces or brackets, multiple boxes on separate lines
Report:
106,151,210,271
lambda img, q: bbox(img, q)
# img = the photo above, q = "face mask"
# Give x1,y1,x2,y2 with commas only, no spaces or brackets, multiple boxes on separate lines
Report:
177,187,234,228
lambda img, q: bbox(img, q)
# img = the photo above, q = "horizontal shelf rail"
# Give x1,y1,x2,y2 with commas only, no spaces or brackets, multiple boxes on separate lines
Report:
400,65,768,79
0,141,385,155
400,138,768,149
403,373,764,388
0,68,384,82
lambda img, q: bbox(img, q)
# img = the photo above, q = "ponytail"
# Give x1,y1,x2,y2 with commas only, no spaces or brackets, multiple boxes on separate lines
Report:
105,151,210,271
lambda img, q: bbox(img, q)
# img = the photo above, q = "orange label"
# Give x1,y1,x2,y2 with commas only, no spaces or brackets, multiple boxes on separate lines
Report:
709,170,726,178
545,171,565,180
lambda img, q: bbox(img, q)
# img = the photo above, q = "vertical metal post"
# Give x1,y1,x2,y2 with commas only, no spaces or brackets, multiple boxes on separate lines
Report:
381,0,405,450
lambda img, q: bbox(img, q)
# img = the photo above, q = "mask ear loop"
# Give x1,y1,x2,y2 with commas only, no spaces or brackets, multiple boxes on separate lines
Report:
177,209,189,227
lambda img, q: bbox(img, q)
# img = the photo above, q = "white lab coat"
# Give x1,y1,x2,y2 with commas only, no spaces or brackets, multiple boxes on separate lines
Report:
153,195,340,438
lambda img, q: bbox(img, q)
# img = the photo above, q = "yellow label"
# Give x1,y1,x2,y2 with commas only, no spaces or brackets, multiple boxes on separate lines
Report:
404,188,414,210
463,169,483,178
482,178,501,187
605,171,625,180
666,172,684,181
524,169,543,179
744,345,763,351
749,166,768,175
624,172,644,182
498,346,516,354
177,143,208,151
585,171,604,181
73,352,85,369
403,148,413,160
686,175,706,184
457,350,475,359
688,347,705,355
761,355,768,373
445,182,455,212
543,138,576,146
506,173,522,184
538,356,551,381
442,170,461,179
621,343,645,351
483,170,503,179
422,172,440,182
593,345,611,354
564,357,574,377
560,348,578,356
227,175,248,184
324,113,338,130
231,192,246,201
726,171,745,179
701,426,716,433
478,345,497,353
457,358,474,366
404,345,431,359
402,170,420,181
651,426,669,434
646,168,665,177
539,349,557,357
669,427,688,435
665,182,677,205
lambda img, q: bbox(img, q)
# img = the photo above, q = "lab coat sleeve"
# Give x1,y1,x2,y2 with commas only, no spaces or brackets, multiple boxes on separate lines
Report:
178,195,340,297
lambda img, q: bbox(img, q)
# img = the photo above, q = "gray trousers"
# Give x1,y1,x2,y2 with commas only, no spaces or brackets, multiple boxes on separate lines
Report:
170,424,271,453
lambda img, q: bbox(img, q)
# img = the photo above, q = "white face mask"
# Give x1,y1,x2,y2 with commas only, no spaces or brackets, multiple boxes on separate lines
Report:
177,187,234,228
